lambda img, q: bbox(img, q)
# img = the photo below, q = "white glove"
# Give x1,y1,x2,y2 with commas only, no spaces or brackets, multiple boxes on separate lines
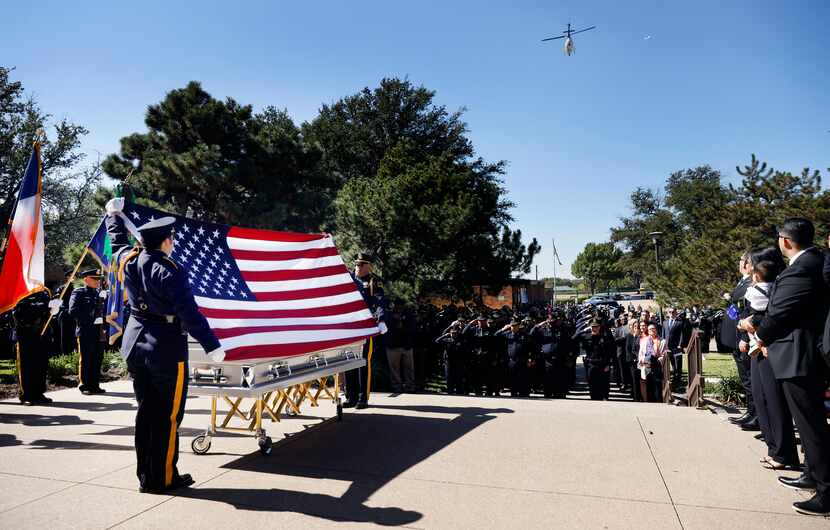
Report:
378,321,388,335
105,197,125,215
721,292,730,301
206,347,226,362
48,299,61,315
98,290,108,299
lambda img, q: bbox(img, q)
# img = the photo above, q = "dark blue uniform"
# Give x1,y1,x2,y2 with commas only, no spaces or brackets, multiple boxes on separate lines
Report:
578,331,615,400
107,212,220,492
496,327,530,397
345,272,386,406
12,291,52,404
68,285,105,392
532,320,573,398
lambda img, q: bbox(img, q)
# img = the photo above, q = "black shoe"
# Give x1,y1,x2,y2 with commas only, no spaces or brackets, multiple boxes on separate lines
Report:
740,419,761,431
341,400,357,409
778,474,817,491
736,414,756,426
139,474,194,494
88,387,106,394
729,413,750,424
355,402,368,410
80,388,93,395
793,493,830,516
168,473,194,490
753,433,765,441
31,396,53,404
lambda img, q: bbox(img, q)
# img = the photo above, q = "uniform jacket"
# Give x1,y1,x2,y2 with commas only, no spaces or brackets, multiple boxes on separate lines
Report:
756,247,829,379
578,331,615,366
351,272,387,324
68,286,103,339
106,214,220,364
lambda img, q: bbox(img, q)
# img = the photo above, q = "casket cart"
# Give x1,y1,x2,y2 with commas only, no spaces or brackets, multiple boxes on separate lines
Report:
187,339,366,456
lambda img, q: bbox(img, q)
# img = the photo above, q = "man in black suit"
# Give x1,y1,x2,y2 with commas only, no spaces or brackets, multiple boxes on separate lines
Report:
723,253,757,427
745,218,830,517
664,307,692,386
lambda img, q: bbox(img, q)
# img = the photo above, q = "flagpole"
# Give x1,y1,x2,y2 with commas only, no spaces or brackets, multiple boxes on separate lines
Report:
40,247,88,336
552,238,557,307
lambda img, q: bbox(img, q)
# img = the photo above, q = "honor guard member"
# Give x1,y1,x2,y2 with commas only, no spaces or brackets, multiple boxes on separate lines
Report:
12,291,53,405
345,251,387,409
105,198,225,494
69,269,107,394
577,317,615,400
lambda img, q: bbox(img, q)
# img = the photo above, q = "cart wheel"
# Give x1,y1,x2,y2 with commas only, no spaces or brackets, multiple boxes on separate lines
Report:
258,436,272,456
336,403,343,422
191,435,211,455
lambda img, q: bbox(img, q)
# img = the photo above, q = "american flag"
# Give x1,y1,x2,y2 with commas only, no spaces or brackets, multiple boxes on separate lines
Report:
119,203,379,361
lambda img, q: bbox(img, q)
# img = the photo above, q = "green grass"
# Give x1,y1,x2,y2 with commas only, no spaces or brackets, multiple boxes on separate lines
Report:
0,359,17,384
699,353,738,379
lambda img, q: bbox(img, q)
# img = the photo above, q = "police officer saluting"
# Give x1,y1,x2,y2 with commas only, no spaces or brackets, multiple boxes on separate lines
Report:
345,251,387,409
105,198,225,494
69,269,107,394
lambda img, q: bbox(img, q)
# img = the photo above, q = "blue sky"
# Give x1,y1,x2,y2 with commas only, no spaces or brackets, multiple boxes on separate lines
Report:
3,0,829,278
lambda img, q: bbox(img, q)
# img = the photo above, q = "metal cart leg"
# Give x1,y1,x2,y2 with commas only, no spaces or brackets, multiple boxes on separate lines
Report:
255,395,272,455
334,372,343,421
192,395,217,455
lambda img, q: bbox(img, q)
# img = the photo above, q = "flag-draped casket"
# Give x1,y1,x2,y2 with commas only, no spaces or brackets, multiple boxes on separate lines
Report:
88,203,379,364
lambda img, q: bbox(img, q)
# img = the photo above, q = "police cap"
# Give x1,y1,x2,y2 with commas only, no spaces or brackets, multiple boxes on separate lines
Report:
354,251,375,265
79,268,103,279
138,217,176,248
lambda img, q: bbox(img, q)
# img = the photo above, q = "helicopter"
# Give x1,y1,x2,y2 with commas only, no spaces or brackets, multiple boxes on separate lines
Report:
541,23,596,56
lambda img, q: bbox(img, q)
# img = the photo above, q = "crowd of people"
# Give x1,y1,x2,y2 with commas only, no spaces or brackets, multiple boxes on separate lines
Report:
715,217,830,517
382,300,703,404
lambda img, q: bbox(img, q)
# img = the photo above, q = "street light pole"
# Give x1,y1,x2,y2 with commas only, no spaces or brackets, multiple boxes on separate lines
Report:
649,231,664,325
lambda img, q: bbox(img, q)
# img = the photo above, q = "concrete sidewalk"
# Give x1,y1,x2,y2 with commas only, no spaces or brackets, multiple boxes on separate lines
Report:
0,381,824,529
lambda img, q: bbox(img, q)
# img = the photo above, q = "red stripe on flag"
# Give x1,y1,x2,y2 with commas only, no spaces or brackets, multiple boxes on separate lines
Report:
224,336,370,361
228,226,326,242
211,318,378,339
253,282,356,301
230,246,339,261
199,300,368,319
0,235,29,313
241,265,348,282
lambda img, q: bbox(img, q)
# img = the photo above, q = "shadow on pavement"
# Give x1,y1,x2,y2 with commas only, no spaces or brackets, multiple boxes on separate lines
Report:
0,412,94,427
0,433,22,447
181,403,512,526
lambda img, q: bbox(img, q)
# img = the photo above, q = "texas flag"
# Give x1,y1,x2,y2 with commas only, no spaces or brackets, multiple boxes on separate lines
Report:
0,144,45,314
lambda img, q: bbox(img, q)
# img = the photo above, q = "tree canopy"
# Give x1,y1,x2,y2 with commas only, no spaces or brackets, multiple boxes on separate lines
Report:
102,82,334,233
101,78,539,301
610,158,830,306
571,242,623,294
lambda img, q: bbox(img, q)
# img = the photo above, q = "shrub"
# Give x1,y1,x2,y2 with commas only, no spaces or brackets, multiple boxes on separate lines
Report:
711,375,746,406
102,349,128,379
47,351,80,383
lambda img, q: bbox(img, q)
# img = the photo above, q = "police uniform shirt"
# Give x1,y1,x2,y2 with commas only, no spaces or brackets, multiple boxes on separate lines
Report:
68,286,103,337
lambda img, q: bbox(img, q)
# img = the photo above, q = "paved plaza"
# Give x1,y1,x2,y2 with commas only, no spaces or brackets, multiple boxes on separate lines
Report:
0,381,824,529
